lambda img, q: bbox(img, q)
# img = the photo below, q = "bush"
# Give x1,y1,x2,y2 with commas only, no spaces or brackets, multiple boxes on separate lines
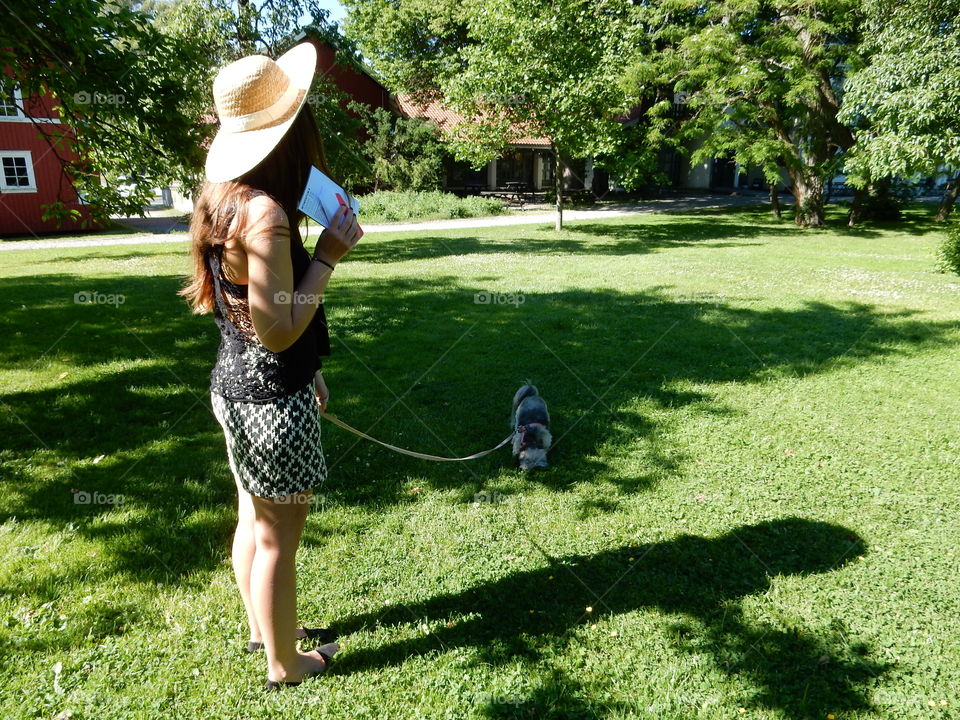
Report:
936,223,960,275
358,190,507,223
852,178,917,222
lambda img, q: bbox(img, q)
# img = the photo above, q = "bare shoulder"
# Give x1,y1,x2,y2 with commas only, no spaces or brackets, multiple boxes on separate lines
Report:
242,194,291,249
246,194,289,229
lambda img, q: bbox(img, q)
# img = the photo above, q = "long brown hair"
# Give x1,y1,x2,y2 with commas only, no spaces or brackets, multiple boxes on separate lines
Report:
179,106,335,314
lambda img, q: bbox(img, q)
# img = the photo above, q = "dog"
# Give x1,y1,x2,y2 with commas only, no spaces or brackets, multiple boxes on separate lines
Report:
511,384,552,469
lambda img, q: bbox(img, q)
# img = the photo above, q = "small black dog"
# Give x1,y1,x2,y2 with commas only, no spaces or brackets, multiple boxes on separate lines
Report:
511,384,552,469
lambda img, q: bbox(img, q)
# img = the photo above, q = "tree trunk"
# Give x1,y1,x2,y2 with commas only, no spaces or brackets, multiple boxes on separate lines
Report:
935,172,960,222
848,185,869,227
769,182,781,220
553,144,563,231
790,169,826,227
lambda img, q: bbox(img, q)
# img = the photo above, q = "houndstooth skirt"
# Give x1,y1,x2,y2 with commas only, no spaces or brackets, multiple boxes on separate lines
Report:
211,381,328,498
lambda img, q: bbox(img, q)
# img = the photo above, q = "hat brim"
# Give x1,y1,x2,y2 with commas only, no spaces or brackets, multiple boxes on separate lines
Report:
204,42,318,183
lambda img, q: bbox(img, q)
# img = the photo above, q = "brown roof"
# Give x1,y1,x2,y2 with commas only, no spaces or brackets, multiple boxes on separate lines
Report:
395,93,550,148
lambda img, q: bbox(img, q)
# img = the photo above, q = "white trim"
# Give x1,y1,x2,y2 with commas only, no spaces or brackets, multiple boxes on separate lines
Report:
0,84,62,124
0,115,61,124
0,85,22,118
0,150,38,193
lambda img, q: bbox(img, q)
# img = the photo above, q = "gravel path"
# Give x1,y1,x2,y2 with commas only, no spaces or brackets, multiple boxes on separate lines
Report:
1,193,779,251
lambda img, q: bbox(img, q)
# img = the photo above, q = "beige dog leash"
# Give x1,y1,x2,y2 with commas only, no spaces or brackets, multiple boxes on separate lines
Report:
320,410,515,462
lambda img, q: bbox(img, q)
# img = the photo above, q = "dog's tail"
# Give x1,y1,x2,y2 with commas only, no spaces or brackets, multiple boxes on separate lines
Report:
512,383,539,419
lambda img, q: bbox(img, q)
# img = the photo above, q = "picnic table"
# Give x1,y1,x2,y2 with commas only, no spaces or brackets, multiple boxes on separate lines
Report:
501,181,532,205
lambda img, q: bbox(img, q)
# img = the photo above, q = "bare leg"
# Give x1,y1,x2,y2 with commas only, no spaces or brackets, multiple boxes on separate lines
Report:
250,490,328,682
232,480,260,643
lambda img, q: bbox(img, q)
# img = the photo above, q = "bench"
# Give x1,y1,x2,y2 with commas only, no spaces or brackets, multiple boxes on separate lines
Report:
560,189,596,205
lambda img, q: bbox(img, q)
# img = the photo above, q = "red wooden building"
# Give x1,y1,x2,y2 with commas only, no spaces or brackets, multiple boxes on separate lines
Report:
297,30,394,118
0,75,96,237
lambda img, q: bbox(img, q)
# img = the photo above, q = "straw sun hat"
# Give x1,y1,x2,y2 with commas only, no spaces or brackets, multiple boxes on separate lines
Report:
204,42,317,183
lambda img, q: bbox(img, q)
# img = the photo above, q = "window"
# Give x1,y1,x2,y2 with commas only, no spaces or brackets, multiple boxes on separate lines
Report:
0,151,37,192
0,84,22,118
539,150,555,187
496,149,533,186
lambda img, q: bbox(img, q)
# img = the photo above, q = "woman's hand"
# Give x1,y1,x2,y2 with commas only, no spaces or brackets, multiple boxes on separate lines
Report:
313,205,362,267
314,370,329,413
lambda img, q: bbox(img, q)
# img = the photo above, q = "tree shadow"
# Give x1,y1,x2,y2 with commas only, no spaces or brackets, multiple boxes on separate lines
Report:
28,248,190,264
0,271,234,602
345,204,948,267
0,270,955,591
347,216,777,264
318,275,954,507
330,518,886,719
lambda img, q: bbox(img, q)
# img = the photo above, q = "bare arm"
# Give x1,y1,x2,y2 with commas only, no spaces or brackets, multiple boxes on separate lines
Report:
244,196,360,353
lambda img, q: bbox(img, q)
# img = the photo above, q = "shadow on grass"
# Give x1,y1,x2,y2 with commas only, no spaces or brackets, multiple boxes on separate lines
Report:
332,517,885,720
28,248,190,264
0,270,955,591
317,275,954,511
0,272,234,609
347,217,777,264
344,205,948,265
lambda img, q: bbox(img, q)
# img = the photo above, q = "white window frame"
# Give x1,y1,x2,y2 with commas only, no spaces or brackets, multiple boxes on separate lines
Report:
0,84,60,124
0,85,24,120
0,150,38,193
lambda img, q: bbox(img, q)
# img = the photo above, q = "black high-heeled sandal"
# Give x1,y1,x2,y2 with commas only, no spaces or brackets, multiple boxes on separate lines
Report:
246,626,338,653
264,643,339,691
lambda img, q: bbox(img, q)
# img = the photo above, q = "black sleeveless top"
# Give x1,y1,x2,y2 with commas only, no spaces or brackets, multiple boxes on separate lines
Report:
207,191,331,403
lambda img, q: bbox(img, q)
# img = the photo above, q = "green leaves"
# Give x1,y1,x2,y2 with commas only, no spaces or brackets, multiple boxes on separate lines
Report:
0,0,211,224
840,0,960,180
625,0,865,226
353,106,447,191
0,0,344,225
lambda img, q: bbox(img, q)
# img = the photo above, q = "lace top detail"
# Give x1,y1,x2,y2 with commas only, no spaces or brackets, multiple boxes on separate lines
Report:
207,192,330,403
213,258,258,339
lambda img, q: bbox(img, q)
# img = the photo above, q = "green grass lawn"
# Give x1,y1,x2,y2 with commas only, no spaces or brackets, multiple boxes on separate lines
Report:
1,206,958,719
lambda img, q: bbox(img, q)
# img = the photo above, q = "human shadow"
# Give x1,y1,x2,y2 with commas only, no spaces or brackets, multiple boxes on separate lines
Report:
329,517,885,719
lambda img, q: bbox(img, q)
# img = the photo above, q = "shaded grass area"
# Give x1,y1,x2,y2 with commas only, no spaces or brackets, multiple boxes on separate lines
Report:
0,207,958,719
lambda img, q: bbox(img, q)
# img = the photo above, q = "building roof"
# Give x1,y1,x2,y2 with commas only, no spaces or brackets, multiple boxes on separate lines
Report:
293,26,393,97
394,93,550,148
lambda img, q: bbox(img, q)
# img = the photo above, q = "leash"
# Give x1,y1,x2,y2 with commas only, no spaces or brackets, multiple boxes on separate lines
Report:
320,410,515,462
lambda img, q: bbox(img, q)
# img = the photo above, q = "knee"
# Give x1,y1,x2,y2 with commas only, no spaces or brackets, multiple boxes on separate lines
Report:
250,496,308,554
252,517,304,557
253,523,284,554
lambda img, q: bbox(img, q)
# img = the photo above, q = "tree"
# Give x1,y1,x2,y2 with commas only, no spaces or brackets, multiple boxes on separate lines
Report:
0,0,344,226
839,0,960,221
628,0,866,228
353,106,445,191
344,0,653,229
0,0,211,226
443,0,640,230
340,0,473,97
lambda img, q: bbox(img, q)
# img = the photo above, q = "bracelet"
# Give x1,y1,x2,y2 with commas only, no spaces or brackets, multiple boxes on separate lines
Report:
312,256,335,271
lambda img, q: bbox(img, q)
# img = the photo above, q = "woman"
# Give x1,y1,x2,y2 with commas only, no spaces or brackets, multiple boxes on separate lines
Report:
179,42,361,690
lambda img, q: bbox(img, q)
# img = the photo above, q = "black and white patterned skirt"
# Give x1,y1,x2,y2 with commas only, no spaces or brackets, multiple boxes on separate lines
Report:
211,381,328,498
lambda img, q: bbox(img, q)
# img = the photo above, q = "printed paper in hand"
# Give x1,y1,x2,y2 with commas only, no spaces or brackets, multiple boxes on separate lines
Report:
297,165,361,230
